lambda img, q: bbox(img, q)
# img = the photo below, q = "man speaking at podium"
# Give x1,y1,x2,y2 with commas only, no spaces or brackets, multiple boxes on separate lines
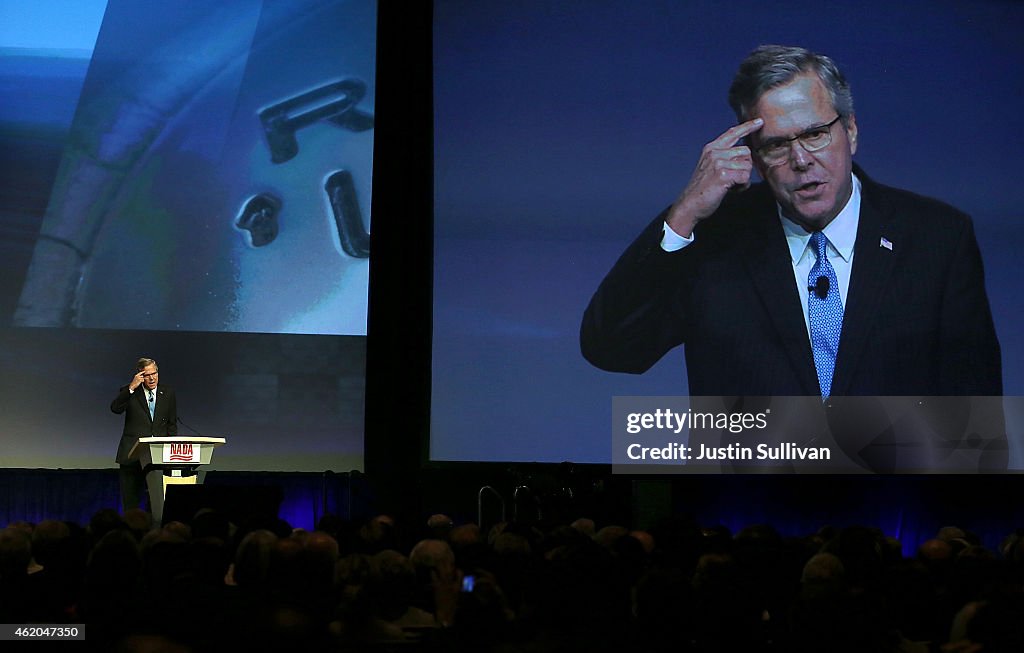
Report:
111,357,178,512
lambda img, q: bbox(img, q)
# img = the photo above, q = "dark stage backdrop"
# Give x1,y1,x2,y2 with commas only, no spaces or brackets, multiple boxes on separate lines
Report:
0,0,375,471
430,0,1024,467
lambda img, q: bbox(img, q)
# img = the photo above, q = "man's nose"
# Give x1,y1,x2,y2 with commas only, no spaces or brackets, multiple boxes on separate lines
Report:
788,141,813,169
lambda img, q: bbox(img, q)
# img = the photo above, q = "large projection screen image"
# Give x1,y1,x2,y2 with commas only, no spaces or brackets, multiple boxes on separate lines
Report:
0,0,375,471
430,0,1024,471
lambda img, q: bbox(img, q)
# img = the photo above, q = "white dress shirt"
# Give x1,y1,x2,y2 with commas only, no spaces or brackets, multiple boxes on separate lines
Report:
661,173,862,339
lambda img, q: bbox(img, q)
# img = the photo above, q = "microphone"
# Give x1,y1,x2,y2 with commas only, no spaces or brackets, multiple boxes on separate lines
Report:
810,276,829,300
176,416,203,436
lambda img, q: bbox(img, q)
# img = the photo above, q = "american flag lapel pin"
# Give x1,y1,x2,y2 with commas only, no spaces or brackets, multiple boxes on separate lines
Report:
879,236,893,251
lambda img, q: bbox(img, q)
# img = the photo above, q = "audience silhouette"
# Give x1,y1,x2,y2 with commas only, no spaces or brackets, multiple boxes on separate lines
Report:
1,510,1022,652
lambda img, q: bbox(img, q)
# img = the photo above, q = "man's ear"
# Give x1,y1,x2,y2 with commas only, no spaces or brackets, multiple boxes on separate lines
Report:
845,114,858,156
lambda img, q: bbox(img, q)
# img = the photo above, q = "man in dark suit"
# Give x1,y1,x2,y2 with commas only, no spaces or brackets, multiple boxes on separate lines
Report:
582,45,1004,470
111,357,178,512
581,45,1001,397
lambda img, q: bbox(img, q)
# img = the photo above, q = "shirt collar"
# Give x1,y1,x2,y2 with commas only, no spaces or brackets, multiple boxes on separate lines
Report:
780,173,861,265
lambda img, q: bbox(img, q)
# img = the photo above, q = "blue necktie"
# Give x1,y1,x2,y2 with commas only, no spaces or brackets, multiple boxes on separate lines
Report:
808,231,844,398
147,390,155,420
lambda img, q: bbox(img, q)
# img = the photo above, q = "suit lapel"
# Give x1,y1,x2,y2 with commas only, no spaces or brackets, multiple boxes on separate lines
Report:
831,175,900,396
741,203,821,395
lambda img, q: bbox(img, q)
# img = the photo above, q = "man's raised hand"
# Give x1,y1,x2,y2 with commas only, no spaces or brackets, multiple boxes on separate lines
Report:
129,370,146,392
667,118,763,237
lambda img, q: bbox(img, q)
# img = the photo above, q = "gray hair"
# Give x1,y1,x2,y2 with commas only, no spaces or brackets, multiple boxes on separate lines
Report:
136,357,158,371
728,45,854,126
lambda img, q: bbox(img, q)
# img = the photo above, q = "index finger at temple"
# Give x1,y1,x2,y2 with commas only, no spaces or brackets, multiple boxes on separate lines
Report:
712,118,763,148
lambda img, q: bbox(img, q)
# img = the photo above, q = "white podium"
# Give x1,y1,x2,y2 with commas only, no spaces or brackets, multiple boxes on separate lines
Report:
126,436,226,524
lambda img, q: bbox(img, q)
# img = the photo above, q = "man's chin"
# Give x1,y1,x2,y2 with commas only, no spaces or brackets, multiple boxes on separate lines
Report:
786,200,837,230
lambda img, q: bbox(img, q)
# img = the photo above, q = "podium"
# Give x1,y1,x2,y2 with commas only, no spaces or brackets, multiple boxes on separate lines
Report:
126,436,226,524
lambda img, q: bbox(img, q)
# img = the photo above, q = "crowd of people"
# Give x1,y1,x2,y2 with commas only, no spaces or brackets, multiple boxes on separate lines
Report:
1,507,1022,652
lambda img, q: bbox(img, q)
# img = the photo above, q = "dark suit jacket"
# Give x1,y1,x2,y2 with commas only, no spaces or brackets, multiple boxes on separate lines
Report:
581,167,1002,397
111,384,178,464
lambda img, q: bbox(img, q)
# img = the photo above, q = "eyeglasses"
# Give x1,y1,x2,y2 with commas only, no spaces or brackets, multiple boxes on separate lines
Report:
754,115,842,166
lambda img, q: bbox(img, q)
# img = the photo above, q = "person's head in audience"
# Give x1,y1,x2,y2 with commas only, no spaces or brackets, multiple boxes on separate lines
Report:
232,529,277,590
300,530,341,600
408,538,456,616
7,521,33,535
358,514,396,553
593,525,628,549
305,530,339,561
800,551,847,603
29,519,70,570
140,531,191,594
917,538,953,567
426,513,453,540
89,508,126,540
629,529,655,555
366,549,416,622
268,533,305,595
334,552,373,615
161,521,191,541
570,517,596,537
85,528,142,603
410,538,455,580
450,523,481,548
802,551,845,583
0,527,32,579
122,509,152,541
